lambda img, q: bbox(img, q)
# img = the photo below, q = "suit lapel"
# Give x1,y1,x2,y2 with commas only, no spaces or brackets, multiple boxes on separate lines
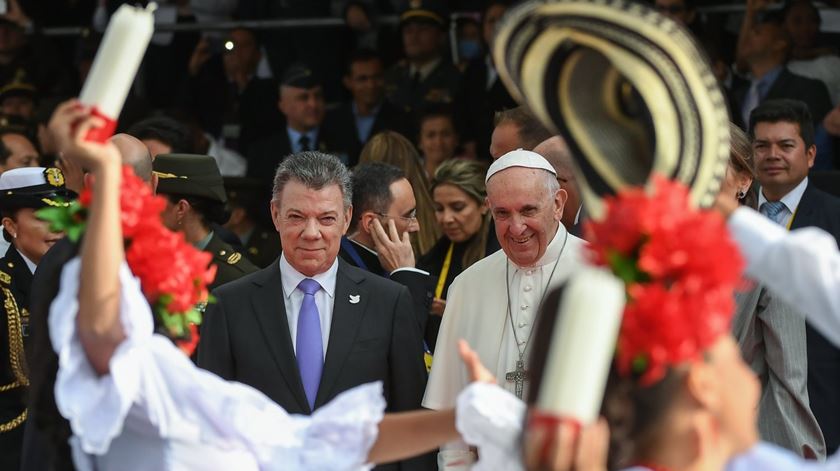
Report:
250,265,310,412
790,183,818,231
765,69,791,101
315,261,368,407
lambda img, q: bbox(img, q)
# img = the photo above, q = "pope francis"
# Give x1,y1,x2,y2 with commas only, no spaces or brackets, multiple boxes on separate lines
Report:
422,149,587,468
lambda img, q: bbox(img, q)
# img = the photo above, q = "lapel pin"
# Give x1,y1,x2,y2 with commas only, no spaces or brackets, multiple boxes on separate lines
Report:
349,294,360,304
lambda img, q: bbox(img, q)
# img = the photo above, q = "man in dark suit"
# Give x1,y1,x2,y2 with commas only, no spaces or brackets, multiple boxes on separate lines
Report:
246,65,345,188
733,9,831,131
750,99,840,453
199,151,430,471
455,0,518,162
384,1,461,116
340,163,434,341
326,49,410,167
180,28,283,155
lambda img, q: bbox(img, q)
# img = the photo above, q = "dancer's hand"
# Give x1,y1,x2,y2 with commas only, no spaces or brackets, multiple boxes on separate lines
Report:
523,415,609,471
51,106,120,172
459,340,495,384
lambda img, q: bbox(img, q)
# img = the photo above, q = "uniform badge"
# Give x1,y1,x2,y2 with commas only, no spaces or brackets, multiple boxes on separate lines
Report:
44,168,65,187
0,270,10,285
227,252,242,265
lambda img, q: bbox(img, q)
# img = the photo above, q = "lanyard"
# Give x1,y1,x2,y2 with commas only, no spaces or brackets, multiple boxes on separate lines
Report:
786,207,798,231
434,242,455,299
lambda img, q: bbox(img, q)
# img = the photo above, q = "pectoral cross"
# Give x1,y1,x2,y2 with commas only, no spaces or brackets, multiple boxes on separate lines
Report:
505,359,528,399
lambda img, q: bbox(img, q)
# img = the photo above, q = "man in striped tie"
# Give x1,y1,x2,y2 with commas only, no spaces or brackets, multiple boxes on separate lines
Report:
750,99,840,454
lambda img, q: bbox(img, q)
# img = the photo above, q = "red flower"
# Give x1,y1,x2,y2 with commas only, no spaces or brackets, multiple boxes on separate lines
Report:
587,176,744,385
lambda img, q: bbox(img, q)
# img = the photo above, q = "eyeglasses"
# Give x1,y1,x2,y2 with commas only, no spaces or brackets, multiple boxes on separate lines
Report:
374,210,418,223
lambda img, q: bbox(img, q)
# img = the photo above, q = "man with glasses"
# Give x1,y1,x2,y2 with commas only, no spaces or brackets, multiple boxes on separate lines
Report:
340,163,435,341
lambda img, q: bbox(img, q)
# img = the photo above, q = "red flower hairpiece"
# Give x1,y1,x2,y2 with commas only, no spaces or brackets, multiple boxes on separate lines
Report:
39,166,215,356
585,176,744,385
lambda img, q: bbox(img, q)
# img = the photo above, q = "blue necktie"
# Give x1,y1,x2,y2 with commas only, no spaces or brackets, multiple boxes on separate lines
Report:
760,201,787,226
296,278,323,410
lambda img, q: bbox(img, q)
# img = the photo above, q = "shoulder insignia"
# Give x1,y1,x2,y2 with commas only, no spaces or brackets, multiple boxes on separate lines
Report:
44,167,65,187
248,247,258,255
0,270,10,284
227,253,242,265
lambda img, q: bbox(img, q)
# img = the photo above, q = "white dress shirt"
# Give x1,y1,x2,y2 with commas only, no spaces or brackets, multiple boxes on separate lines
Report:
729,206,840,348
757,177,808,228
279,253,337,357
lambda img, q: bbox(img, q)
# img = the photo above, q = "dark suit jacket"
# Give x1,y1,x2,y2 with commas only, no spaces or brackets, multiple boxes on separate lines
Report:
788,182,840,452
338,237,433,341
730,68,832,129
21,238,79,471
455,57,518,162
179,56,284,154
325,100,411,168
245,125,346,189
197,259,428,470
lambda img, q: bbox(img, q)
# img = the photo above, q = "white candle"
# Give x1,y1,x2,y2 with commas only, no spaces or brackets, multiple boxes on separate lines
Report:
536,266,624,424
79,4,155,141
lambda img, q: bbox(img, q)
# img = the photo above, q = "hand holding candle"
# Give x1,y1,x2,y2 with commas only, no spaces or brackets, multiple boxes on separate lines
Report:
79,4,156,143
532,266,624,428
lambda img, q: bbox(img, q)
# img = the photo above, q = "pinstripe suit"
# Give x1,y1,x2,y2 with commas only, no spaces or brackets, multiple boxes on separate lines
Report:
733,284,826,459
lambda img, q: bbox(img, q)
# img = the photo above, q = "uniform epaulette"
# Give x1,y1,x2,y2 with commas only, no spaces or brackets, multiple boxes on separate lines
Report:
216,248,243,265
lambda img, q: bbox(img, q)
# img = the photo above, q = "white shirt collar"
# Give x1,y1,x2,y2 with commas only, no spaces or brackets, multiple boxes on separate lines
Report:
349,237,377,256
758,177,809,213
279,253,338,299
511,222,567,270
20,251,36,274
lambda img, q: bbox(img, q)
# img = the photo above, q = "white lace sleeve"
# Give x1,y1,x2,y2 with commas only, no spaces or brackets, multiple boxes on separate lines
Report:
456,382,526,471
50,258,155,455
49,258,386,470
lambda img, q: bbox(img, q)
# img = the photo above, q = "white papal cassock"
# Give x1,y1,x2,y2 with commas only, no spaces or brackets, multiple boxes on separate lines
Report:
422,222,585,468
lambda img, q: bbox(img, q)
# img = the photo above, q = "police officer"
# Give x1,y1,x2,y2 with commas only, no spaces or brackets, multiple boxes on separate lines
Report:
153,154,258,290
0,166,72,471
384,0,461,115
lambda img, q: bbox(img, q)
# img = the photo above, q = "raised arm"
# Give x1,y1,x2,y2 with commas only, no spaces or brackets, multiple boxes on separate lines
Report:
367,340,493,464
50,101,126,374
717,193,840,347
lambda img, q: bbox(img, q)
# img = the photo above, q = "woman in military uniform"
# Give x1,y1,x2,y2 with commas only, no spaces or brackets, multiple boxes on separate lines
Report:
153,154,258,290
0,166,72,471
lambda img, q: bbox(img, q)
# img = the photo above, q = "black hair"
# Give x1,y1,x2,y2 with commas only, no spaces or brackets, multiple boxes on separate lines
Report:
0,131,11,165
345,48,384,76
126,116,192,154
164,193,231,228
749,99,815,148
527,285,685,469
349,162,405,233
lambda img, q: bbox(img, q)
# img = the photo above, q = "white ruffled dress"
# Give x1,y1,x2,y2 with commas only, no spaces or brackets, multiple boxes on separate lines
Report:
50,259,385,471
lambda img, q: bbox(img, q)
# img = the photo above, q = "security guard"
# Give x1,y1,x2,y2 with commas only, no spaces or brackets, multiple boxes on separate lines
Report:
223,177,281,268
384,0,461,115
153,154,258,290
0,167,72,471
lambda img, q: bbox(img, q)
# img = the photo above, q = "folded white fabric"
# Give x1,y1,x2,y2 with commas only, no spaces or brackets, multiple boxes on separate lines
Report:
456,382,526,471
50,258,385,470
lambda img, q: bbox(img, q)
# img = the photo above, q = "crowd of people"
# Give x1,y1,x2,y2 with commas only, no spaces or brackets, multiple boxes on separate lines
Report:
1,0,840,470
